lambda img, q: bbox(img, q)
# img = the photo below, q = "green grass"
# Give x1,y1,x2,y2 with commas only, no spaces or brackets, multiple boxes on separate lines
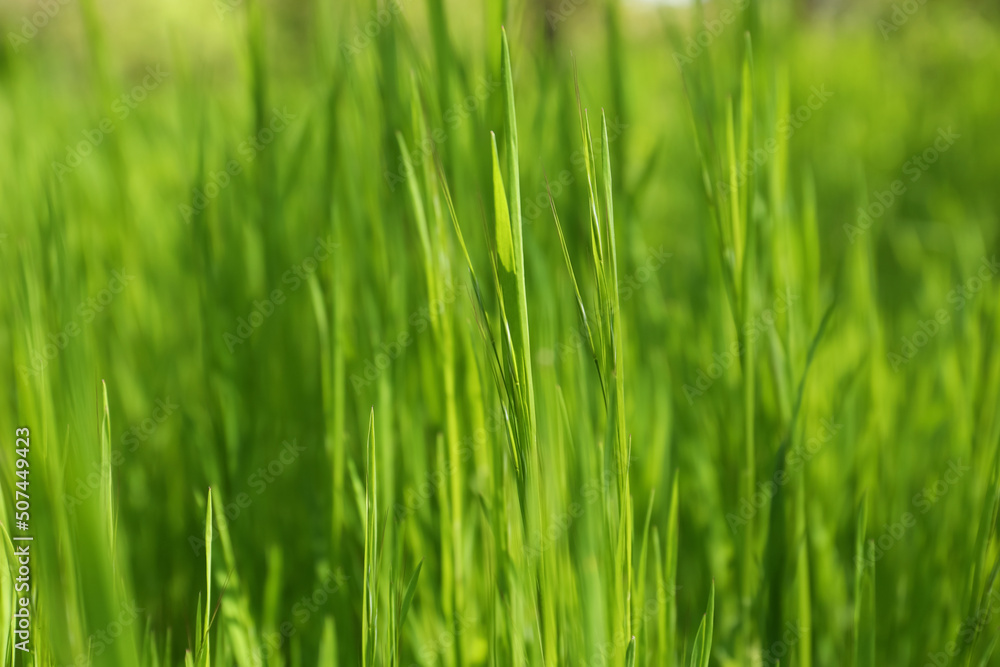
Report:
2,0,1000,665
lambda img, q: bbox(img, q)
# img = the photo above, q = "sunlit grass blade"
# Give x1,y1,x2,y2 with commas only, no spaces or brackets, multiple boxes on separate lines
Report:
362,408,379,667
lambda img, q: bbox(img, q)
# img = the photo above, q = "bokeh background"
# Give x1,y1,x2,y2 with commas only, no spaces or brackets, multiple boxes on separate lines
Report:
1,0,1000,665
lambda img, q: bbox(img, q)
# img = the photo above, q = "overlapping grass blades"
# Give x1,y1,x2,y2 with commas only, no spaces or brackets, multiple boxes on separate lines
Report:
4,1,1000,665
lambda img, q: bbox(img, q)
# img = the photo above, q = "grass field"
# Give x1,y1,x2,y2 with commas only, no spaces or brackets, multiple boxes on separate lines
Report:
2,0,1000,665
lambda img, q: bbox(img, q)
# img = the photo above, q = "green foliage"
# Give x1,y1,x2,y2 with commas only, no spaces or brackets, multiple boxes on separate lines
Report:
1,0,999,665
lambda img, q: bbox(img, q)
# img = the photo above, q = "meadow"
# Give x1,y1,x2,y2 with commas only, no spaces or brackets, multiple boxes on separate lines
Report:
1,0,1000,665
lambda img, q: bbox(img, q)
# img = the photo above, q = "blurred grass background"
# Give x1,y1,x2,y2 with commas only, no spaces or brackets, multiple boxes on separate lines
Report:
1,0,1000,665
